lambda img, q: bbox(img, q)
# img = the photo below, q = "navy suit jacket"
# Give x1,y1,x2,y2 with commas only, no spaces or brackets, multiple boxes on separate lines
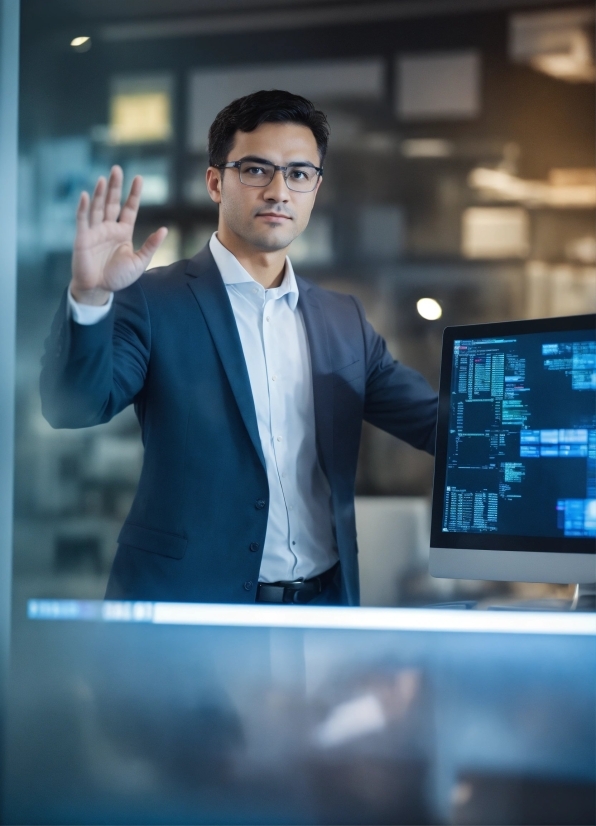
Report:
40,245,438,605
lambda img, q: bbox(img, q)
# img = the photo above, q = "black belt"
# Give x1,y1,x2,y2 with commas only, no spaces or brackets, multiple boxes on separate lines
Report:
256,564,338,604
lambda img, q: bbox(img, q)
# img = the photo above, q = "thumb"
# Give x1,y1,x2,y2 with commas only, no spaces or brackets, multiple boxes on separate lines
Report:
135,226,168,271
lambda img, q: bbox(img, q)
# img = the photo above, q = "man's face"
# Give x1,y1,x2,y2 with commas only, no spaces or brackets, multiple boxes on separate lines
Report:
207,121,322,253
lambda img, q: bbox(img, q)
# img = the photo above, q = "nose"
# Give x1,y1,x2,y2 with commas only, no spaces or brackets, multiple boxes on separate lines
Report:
262,169,290,202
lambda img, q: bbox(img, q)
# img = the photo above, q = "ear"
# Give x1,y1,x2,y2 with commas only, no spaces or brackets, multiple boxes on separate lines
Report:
206,167,222,204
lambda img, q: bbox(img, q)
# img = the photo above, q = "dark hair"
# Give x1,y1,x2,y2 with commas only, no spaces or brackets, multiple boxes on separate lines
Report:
208,89,330,168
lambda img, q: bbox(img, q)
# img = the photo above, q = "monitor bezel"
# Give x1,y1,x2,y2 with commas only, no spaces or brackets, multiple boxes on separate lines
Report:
430,313,596,556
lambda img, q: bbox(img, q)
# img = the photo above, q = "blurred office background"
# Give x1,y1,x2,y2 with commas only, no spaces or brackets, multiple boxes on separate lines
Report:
13,0,595,607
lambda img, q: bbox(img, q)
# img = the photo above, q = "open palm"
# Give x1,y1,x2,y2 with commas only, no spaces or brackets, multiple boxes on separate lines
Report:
71,165,167,304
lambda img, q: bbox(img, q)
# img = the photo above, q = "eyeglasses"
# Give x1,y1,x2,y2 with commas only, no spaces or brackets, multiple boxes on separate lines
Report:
217,158,323,192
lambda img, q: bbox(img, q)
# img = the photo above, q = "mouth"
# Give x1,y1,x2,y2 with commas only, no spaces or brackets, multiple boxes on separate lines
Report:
256,212,292,221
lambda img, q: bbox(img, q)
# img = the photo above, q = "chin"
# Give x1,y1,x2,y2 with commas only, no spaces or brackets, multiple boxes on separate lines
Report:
251,230,296,252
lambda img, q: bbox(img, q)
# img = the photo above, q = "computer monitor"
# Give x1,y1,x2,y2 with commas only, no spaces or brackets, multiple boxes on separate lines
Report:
430,314,596,584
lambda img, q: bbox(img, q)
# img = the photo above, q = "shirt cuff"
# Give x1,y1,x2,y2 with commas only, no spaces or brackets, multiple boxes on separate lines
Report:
67,289,114,325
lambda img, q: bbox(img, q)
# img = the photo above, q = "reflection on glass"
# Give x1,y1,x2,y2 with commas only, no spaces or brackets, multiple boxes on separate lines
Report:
6,612,595,824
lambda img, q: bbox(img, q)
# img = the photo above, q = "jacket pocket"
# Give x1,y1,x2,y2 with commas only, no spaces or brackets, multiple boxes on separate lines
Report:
118,522,187,559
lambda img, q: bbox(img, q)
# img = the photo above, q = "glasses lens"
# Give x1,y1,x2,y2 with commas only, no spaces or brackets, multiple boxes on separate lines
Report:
238,161,275,186
285,166,319,192
237,161,319,191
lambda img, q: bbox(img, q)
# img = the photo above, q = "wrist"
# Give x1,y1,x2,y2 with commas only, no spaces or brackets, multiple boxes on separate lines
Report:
69,283,112,306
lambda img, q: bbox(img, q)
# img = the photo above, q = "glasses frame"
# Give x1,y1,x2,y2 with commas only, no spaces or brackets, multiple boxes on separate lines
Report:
216,157,323,192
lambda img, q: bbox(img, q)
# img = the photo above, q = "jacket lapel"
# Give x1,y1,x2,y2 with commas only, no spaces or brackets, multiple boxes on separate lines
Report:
297,276,334,482
186,246,266,471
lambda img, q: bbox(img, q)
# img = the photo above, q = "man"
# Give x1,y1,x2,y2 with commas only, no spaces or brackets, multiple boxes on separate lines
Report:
41,90,437,606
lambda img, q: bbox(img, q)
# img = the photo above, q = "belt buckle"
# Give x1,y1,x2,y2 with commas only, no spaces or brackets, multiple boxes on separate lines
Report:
288,577,323,604
278,577,303,605
259,575,327,605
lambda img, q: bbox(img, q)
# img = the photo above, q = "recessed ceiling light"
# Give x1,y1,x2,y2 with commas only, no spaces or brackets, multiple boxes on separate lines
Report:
416,297,442,320
70,36,91,52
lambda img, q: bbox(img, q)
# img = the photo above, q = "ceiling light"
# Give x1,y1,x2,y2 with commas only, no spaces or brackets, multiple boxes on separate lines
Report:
529,32,595,83
401,138,454,158
70,36,91,52
468,167,596,208
417,298,442,320
509,9,595,84
362,132,397,153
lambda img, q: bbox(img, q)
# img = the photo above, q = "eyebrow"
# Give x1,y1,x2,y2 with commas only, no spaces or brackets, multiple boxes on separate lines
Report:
237,155,318,168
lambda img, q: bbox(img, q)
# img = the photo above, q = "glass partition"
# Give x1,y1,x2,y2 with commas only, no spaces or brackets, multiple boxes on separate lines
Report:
15,0,596,610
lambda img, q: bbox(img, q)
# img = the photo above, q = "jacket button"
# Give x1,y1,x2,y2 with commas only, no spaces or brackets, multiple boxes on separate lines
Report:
249,542,259,552
243,581,253,591
255,499,266,510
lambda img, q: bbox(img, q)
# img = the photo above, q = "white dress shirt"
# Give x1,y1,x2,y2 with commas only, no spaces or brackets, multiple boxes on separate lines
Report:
68,234,338,583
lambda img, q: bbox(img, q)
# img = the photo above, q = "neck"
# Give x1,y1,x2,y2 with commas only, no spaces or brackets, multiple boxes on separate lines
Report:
216,227,288,289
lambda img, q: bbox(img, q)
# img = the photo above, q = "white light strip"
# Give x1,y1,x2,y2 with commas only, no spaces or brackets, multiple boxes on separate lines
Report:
27,600,596,635
151,603,596,635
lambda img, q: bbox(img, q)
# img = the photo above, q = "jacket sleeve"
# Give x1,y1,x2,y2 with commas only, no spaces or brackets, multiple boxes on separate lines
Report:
353,297,438,455
40,281,151,429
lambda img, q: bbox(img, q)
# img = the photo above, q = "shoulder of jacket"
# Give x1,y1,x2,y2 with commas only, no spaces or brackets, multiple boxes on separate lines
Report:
136,258,190,296
300,278,360,309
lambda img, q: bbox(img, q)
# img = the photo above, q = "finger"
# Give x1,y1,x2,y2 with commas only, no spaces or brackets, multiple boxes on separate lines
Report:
119,175,143,227
134,227,168,271
89,176,107,227
104,165,123,222
75,191,90,231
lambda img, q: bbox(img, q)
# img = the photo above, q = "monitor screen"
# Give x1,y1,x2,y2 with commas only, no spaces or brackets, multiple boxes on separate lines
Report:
430,314,596,582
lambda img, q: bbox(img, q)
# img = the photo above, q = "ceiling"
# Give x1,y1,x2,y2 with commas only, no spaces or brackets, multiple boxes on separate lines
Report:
23,0,582,28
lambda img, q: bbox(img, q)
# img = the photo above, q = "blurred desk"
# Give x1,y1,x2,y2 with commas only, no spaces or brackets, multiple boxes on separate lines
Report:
6,603,596,825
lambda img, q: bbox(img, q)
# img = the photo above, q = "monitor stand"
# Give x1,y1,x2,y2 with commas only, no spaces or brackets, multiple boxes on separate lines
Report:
571,583,596,612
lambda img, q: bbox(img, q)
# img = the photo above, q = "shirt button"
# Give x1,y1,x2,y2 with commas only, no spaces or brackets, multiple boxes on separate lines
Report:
266,316,270,322
271,375,277,381
288,505,294,511
255,499,266,510
243,581,253,591
249,542,259,552
276,436,282,442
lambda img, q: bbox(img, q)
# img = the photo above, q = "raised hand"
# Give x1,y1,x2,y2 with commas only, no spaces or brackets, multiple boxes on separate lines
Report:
70,165,168,305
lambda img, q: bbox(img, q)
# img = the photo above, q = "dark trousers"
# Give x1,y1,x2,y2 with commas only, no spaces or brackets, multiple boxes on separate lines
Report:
307,565,342,605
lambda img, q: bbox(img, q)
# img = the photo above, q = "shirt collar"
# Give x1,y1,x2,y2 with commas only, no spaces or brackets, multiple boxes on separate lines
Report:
209,232,299,311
